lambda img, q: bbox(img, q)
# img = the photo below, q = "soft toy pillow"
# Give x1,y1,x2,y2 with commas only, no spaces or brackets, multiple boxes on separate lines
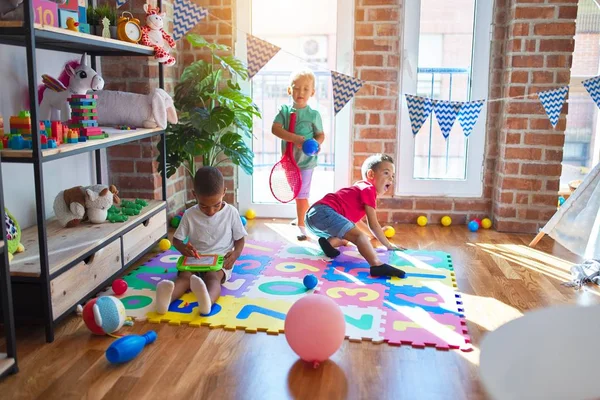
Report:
96,89,178,129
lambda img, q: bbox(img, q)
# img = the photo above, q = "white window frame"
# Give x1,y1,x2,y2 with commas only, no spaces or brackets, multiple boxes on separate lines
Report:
396,0,493,197
235,0,353,218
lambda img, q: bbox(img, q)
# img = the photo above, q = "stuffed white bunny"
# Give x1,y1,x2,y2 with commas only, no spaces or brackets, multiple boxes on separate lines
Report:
96,88,178,129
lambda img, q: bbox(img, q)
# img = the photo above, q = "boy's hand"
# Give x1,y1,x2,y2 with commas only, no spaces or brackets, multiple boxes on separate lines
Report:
181,242,200,258
387,244,407,251
223,250,241,270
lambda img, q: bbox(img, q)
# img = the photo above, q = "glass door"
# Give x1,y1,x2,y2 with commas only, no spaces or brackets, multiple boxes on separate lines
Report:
236,0,353,218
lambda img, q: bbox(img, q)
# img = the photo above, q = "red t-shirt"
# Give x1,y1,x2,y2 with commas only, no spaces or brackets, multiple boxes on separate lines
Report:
315,180,377,223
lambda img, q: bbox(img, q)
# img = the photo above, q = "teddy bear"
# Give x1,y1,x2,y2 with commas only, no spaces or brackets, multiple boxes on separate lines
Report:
141,4,176,66
53,185,120,228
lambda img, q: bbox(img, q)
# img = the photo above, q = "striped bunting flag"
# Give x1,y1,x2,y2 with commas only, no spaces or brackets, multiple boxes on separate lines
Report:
583,75,600,110
433,100,462,139
538,86,569,128
405,95,433,136
173,0,208,41
458,100,485,137
247,34,281,79
331,71,364,115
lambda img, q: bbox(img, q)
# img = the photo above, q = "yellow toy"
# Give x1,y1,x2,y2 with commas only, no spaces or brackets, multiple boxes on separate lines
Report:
245,209,256,220
441,216,452,227
481,218,492,229
158,238,171,251
417,216,428,227
383,226,395,238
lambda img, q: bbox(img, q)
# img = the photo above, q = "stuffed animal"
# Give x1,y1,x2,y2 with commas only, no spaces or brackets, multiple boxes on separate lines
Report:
38,53,105,121
141,4,176,66
5,208,24,262
81,296,132,336
53,185,120,228
96,89,178,129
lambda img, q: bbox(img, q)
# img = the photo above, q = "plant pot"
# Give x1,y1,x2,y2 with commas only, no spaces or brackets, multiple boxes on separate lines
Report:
110,26,117,39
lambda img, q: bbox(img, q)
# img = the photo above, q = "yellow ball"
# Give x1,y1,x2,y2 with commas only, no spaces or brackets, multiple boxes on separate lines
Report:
441,216,452,227
245,209,256,220
417,216,428,227
159,238,171,251
481,218,492,229
383,226,395,238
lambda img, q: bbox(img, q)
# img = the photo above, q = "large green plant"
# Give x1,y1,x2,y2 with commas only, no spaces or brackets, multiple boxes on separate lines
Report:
159,34,259,179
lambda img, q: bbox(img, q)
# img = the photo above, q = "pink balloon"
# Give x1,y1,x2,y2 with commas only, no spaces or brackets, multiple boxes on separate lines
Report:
284,294,346,367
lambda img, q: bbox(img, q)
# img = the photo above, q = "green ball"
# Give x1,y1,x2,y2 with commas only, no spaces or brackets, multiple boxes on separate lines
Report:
170,215,182,228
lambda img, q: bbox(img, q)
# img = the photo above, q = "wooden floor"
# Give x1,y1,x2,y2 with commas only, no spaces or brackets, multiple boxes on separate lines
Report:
0,219,594,400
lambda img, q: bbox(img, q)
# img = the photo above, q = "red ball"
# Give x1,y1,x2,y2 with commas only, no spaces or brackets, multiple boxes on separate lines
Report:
112,279,128,296
82,298,105,335
474,218,482,228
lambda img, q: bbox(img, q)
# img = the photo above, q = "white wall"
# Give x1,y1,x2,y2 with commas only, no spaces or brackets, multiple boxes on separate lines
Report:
0,45,95,228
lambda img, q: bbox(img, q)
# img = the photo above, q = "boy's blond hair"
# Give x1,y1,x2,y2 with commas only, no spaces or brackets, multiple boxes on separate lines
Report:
289,69,316,88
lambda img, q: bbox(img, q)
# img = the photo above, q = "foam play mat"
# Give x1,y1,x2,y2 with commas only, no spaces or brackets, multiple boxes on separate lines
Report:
99,240,471,351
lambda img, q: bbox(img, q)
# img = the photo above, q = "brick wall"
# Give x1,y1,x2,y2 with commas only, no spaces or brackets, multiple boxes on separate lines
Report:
489,0,576,233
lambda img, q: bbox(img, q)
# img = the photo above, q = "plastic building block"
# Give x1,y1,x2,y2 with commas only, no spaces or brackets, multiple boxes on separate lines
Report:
18,110,30,118
48,139,57,149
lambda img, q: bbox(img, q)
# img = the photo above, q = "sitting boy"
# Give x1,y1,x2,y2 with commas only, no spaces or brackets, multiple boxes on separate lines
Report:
156,167,247,315
305,154,406,278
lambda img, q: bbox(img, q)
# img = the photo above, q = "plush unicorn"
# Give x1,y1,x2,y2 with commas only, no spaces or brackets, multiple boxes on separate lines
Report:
38,53,105,121
141,4,176,66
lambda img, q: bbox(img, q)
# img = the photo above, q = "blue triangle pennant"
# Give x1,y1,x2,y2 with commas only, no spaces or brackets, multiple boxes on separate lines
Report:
433,100,463,139
583,75,600,110
173,0,208,41
246,34,281,79
405,95,433,136
331,71,364,115
538,86,569,128
458,100,485,137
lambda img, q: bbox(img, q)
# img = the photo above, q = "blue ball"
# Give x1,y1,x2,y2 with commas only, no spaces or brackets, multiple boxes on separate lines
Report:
302,139,319,156
303,274,318,290
240,216,247,226
468,220,479,232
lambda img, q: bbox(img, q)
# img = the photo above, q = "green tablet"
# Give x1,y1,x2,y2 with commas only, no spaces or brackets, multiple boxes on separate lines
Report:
176,254,224,273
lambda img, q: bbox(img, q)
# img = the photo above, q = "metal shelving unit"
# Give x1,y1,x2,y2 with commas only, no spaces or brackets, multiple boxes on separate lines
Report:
0,0,168,343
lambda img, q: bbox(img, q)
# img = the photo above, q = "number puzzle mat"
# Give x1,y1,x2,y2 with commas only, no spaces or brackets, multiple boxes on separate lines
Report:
99,240,472,351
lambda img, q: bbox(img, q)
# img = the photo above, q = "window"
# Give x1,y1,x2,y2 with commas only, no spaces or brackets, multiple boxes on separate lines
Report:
397,0,493,196
560,0,600,192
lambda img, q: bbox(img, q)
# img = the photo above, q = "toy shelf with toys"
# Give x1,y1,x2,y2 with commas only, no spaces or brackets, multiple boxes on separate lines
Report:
1,126,163,163
0,0,170,343
0,22,154,56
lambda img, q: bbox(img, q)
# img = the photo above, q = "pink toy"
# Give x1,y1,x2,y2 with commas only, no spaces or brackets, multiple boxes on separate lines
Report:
112,279,128,295
284,294,345,368
141,4,175,66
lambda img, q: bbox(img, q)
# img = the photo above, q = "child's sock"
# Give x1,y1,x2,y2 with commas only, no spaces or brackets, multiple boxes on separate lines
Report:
156,280,174,314
190,275,212,315
297,226,308,241
318,237,340,258
370,263,406,278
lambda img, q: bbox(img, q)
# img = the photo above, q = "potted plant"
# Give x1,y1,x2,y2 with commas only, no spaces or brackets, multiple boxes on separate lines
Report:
91,4,117,38
158,34,259,201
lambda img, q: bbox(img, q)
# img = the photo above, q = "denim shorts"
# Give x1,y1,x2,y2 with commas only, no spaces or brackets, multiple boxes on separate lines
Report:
305,204,355,239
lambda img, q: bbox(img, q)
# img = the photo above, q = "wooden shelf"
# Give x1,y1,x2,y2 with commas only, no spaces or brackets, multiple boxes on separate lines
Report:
0,354,15,377
0,22,154,56
9,200,166,278
1,127,163,163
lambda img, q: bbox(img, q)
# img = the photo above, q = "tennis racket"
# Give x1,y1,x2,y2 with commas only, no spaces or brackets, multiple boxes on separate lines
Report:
269,112,302,203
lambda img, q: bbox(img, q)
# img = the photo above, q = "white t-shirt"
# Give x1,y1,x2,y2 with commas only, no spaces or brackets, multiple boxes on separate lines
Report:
173,203,247,255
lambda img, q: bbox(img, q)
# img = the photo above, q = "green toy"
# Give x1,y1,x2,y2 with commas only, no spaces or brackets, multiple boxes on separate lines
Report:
108,205,121,214
135,199,148,207
176,254,224,273
108,214,128,223
122,207,140,216
5,208,24,262
121,200,142,211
